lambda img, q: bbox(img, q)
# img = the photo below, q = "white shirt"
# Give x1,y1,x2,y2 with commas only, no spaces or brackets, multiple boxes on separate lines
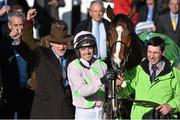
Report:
92,19,107,60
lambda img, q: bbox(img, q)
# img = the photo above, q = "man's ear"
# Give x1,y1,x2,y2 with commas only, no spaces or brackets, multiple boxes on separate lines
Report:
8,22,11,30
49,42,53,46
162,51,165,56
88,8,92,17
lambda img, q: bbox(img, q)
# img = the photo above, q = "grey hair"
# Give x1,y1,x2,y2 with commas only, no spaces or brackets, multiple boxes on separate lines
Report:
169,0,180,5
89,0,105,11
8,11,26,23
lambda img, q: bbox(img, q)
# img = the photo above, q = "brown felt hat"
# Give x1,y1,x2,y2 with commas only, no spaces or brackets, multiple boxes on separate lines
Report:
43,20,74,45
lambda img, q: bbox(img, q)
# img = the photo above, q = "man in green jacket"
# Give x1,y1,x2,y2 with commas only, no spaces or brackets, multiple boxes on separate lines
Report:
116,36,180,119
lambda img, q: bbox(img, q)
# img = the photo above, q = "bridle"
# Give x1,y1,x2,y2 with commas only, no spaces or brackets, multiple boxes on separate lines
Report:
107,39,132,119
111,39,132,75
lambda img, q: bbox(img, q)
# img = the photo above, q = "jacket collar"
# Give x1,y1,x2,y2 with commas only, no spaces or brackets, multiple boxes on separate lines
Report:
78,57,97,69
140,56,172,77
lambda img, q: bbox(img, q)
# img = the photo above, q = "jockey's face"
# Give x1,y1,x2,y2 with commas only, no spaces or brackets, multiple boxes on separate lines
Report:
79,46,94,61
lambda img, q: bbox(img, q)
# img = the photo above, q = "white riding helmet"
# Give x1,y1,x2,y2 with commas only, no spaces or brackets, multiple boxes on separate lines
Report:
73,31,96,49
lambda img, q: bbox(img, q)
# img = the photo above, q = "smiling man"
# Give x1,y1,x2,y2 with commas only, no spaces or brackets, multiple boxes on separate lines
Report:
30,20,75,119
67,31,115,119
116,37,180,119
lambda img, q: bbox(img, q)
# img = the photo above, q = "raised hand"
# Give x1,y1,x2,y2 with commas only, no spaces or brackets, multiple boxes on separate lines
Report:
26,8,37,21
9,28,21,42
0,5,11,16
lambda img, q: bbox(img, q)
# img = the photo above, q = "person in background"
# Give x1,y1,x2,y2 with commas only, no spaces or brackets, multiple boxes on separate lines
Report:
113,0,143,25
30,20,75,119
0,10,34,119
138,0,159,23
12,4,38,50
135,0,158,34
67,31,115,119
74,0,111,67
157,0,180,47
116,37,180,119
33,0,65,38
47,0,65,21
156,0,169,14
0,0,12,37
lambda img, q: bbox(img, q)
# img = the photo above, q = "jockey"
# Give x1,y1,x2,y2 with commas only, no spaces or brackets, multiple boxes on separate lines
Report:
67,31,115,119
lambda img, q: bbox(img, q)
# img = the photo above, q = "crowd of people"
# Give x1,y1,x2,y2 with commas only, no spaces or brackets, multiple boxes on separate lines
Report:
0,0,180,119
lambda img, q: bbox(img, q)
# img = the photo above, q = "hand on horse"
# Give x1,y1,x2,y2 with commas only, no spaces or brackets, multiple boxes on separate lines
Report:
100,69,116,84
116,74,127,88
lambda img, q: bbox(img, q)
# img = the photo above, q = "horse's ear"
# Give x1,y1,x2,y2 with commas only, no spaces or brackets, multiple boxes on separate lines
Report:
106,5,115,21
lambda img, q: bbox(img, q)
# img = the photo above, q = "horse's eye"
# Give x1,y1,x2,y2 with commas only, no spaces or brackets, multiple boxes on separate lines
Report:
124,31,130,36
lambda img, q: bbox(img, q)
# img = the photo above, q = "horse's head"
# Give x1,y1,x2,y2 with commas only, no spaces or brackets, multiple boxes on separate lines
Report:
107,5,134,73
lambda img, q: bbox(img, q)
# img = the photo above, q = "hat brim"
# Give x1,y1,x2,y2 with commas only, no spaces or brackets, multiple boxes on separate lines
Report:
42,35,74,49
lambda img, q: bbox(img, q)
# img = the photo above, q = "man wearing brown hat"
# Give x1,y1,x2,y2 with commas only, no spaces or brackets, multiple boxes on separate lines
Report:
30,20,75,119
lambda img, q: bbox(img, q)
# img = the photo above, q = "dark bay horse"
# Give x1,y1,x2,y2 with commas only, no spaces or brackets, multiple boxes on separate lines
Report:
105,5,146,119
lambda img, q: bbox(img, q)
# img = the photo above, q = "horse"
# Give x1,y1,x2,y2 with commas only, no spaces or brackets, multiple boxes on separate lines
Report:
104,5,146,119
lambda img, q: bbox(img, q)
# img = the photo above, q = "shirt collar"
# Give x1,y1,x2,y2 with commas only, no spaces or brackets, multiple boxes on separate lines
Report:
170,12,178,18
12,40,21,45
79,58,90,68
92,19,101,25
149,60,165,71
147,4,154,9
79,57,97,68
